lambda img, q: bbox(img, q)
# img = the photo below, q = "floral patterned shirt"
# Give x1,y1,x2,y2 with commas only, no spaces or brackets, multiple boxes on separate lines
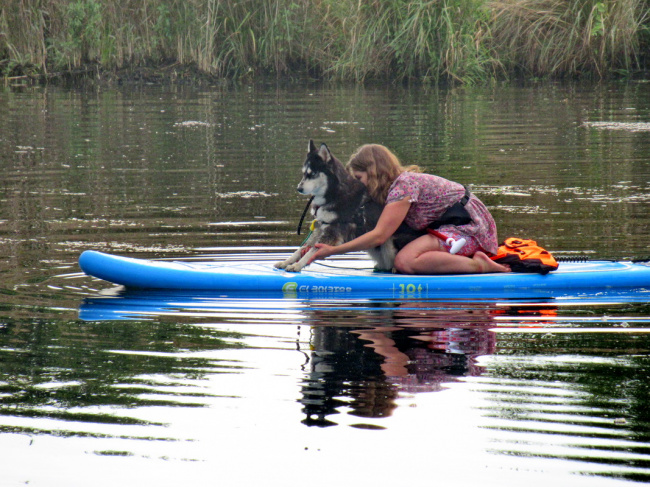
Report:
385,172,499,255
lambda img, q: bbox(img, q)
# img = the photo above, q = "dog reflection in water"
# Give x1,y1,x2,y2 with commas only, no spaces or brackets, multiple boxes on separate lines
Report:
299,302,501,428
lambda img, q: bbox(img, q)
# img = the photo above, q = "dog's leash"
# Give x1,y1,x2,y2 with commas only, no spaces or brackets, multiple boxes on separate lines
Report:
296,195,315,235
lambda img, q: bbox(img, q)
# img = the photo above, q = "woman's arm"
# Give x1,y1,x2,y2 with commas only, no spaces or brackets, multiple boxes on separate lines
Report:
308,197,411,263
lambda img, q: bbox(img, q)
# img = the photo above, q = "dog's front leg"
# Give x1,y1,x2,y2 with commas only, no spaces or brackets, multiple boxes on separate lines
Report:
285,246,319,272
274,247,303,269
376,241,398,272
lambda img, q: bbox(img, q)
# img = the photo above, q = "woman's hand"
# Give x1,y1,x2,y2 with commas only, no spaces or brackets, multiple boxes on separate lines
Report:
307,243,336,264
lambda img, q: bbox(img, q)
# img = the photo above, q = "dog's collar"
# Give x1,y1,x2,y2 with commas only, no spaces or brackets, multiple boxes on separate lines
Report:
312,206,335,225
300,200,366,231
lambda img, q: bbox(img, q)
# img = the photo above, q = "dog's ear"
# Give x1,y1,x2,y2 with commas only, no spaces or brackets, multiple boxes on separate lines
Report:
318,143,332,163
308,140,317,153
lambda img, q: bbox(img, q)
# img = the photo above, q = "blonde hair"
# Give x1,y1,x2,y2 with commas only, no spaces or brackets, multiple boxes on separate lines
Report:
346,144,421,205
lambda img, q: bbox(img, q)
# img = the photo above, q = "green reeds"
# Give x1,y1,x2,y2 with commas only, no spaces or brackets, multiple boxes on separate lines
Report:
0,0,48,75
488,0,648,78
299,0,500,83
1,0,648,82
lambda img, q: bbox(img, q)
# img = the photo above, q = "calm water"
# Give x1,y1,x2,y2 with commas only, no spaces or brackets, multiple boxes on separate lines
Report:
1,81,649,486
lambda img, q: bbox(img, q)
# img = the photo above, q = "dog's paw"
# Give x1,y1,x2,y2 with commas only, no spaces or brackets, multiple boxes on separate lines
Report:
285,263,303,273
274,261,288,269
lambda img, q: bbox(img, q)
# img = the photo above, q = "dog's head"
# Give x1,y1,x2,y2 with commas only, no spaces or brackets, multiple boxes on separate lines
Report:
297,140,338,199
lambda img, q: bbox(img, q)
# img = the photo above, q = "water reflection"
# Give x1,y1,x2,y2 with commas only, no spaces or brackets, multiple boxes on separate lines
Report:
301,320,496,427
0,316,248,435
478,342,650,483
79,291,553,429
0,284,649,483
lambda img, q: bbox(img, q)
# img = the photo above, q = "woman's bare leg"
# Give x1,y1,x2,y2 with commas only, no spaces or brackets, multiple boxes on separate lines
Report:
393,234,510,275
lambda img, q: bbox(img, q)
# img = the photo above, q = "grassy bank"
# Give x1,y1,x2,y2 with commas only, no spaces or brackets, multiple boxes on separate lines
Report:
1,0,649,84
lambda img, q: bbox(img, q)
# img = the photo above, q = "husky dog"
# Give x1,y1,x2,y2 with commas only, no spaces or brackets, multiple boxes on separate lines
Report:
275,140,421,273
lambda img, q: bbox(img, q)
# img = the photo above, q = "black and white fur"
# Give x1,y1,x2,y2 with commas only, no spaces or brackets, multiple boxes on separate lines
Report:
275,140,421,272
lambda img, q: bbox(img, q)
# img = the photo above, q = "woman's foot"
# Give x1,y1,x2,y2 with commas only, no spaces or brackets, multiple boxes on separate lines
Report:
473,251,510,273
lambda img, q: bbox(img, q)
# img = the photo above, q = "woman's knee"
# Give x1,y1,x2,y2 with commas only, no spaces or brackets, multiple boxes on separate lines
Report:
394,235,444,274
393,250,414,274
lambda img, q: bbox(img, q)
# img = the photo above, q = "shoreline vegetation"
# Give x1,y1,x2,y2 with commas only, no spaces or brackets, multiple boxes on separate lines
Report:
1,0,649,86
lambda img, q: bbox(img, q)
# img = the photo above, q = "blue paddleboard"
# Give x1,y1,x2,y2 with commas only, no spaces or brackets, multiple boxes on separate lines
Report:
78,250,650,300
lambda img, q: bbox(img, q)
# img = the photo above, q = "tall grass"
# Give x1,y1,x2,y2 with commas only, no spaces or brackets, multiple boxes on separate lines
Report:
488,0,648,77
315,0,500,83
0,0,49,73
0,0,648,82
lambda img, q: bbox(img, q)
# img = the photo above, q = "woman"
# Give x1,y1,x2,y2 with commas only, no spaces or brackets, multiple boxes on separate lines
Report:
308,144,510,274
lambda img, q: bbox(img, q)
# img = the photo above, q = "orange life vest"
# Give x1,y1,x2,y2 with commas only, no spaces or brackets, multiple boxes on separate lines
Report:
491,238,559,275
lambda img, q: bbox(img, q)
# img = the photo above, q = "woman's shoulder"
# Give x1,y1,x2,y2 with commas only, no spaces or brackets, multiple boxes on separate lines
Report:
396,171,447,186
389,171,420,191
386,171,429,203
389,171,460,200
395,170,428,182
